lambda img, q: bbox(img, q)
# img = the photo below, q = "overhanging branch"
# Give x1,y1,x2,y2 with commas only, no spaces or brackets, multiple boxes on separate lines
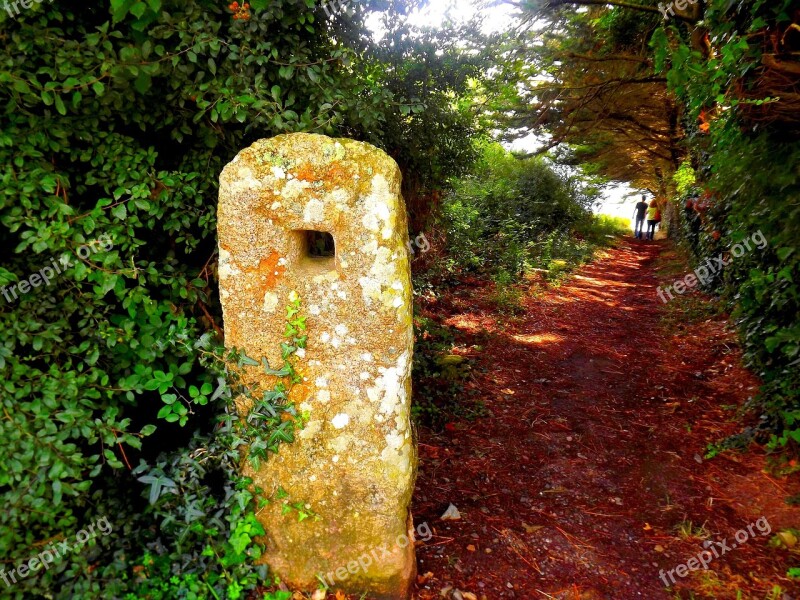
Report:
546,0,697,23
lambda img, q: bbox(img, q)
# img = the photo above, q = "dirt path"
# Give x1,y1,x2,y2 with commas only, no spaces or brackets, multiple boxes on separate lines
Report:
411,238,800,600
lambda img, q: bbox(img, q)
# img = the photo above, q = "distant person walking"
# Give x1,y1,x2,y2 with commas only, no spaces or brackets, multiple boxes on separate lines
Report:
633,196,648,239
646,199,661,240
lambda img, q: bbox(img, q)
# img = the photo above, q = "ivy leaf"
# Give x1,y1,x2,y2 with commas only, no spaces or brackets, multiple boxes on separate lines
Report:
777,247,794,261
52,480,63,505
130,2,147,18
239,354,260,367
54,94,67,115
13,79,31,94
110,203,127,220
134,72,151,94
110,0,137,23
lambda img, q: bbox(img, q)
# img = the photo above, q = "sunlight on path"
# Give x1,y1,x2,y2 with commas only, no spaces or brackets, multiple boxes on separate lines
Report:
412,239,796,600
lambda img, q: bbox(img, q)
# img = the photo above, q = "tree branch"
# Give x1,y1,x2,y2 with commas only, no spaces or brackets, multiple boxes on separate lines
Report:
547,0,696,23
565,52,651,64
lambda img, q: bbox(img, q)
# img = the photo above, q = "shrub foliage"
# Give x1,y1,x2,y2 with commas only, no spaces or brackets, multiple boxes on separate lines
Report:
0,0,483,596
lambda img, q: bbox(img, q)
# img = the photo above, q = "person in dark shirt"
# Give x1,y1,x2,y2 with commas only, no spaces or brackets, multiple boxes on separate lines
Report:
633,196,648,239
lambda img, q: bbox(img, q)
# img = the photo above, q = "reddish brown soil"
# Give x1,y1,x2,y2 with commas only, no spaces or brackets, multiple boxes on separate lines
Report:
410,238,800,600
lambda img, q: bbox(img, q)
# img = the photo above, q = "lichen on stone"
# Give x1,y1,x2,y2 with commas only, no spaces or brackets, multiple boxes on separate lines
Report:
218,133,415,599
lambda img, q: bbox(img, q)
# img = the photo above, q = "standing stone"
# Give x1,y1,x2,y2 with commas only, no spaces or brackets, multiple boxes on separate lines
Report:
217,133,416,598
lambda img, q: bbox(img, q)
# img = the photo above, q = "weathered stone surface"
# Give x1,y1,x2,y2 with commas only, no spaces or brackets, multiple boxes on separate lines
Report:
218,133,416,598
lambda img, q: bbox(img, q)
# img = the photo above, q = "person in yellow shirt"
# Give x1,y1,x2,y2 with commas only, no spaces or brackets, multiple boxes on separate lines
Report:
646,199,661,240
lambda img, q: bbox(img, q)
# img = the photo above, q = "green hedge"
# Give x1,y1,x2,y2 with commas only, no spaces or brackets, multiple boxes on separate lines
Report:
0,1,481,596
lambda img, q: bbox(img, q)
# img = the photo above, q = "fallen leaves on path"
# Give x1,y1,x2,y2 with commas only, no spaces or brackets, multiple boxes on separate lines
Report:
412,238,800,600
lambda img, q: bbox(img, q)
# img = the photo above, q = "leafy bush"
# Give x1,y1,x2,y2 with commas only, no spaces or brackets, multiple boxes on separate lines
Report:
436,141,604,281
652,0,800,455
586,214,631,241
704,130,800,453
121,293,308,600
0,1,482,596
489,268,527,313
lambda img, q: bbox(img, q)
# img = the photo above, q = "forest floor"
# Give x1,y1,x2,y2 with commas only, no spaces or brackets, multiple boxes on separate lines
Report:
409,236,800,600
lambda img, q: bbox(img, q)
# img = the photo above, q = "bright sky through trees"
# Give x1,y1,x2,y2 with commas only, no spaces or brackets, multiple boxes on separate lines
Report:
367,0,642,224
366,0,517,37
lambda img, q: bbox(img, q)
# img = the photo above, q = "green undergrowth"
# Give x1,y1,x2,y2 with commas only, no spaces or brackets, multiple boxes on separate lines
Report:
123,294,309,600
651,0,800,463
654,244,725,335
489,214,630,313
411,315,487,429
2,294,308,599
424,142,615,288
410,213,627,427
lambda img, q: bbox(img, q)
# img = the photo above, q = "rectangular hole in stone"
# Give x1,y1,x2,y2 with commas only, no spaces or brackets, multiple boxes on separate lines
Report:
303,230,336,258
291,230,337,275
